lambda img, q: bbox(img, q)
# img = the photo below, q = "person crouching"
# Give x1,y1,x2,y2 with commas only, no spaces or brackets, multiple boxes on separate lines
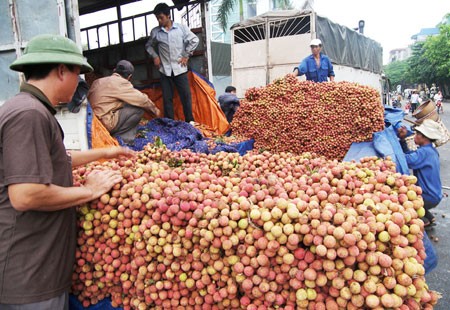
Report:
88,60,160,143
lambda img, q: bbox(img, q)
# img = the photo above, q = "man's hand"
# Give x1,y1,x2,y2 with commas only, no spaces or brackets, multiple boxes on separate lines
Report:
146,103,161,117
103,147,135,160
179,57,189,67
397,126,408,139
153,56,161,69
84,170,123,200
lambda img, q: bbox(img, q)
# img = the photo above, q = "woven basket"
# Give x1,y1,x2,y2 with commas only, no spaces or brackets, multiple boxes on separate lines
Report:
415,108,440,124
435,119,450,147
413,100,436,118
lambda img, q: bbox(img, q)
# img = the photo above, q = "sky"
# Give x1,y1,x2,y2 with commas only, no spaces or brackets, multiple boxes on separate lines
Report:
79,0,450,64
312,0,450,64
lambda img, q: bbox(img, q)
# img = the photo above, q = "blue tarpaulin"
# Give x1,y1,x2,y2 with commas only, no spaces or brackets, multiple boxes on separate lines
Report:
115,118,253,156
69,295,119,310
343,141,378,162
384,106,405,129
423,231,438,273
343,126,409,175
345,107,411,175
373,125,409,175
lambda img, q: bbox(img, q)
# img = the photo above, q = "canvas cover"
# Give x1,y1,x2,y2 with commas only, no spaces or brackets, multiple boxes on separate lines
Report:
315,15,383,73
231,9,382,73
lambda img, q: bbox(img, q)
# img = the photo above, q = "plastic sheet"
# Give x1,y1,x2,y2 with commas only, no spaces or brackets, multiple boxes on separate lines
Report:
86,103,93,149
234,139,255,156
343,126,409,175
116,118,253,156
88,71,229,150
384,106,406,129
423,231,438,274
91,113,119,149
139,71,230,135
343,142,378,162
69,295,120,310
372,126,409,175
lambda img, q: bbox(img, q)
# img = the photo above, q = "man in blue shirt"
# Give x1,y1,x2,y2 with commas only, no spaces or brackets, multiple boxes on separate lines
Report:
398,119,443,226
291,39,335,82
145,3,199,122
218,86,240,124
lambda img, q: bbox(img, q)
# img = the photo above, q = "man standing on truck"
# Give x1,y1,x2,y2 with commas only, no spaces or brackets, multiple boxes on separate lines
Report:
0,34,133,309
291,39,335,82
145,2,199,122
88,60,160,143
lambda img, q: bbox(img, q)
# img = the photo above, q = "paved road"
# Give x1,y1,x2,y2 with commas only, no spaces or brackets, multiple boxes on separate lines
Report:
414,100,450,308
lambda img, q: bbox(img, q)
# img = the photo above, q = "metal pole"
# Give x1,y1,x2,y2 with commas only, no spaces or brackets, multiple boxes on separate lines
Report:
202,1,213,82
265,17,270,85
116,0,124,57
8,0,24,84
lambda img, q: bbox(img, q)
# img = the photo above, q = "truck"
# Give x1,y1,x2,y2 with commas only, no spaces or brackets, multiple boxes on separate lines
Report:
0,0,212,151
230,10,384,98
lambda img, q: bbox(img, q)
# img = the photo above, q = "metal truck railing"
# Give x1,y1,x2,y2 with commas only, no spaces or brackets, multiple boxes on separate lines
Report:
80,1,203,51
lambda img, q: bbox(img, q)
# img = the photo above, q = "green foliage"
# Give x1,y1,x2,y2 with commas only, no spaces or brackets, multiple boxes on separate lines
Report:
383,60,410,87
216,0,294,32
424,24,450,82
385,23,449,89
406,41,437,85
217,0,237,32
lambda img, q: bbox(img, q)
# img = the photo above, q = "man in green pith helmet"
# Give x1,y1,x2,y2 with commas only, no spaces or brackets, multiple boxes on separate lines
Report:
0,34,133,309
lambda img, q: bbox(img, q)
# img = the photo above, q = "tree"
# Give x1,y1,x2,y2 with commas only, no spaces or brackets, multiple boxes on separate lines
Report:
217,0,293,32
405,23,450,92
423,24,450,85
406,41,436,86
383,60,410,88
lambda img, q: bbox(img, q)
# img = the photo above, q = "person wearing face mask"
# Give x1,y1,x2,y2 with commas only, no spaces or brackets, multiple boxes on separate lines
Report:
291,38,335,82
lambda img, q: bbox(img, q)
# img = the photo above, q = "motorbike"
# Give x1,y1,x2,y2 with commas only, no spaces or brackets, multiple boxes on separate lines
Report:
392,98,402,108
436,99,443,114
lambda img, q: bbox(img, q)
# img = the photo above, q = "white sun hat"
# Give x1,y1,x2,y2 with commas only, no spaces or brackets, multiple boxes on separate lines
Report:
414,119,442,140
310,39,322,46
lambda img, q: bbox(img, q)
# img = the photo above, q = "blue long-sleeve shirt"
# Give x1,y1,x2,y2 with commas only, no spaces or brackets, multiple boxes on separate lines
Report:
298,54,335,82
404,143,442,204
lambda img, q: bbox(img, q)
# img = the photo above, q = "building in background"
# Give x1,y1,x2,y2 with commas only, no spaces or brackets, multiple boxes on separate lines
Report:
388,13,448,64
411,27,440,42
388,47,411,63
209,0,299,95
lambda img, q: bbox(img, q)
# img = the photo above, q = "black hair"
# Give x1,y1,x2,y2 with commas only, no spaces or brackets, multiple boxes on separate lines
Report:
415,131,436,143
22,63,75,81
154,3,170,16
115,70,130,79
225,86,236,93
114,67,132,79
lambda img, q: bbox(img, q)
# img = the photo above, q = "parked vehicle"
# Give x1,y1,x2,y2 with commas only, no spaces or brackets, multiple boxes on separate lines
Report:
1,0,210,151
230,10,384,98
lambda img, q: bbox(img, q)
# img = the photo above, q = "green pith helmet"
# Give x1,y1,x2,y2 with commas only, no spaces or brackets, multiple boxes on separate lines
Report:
10,34,93,74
